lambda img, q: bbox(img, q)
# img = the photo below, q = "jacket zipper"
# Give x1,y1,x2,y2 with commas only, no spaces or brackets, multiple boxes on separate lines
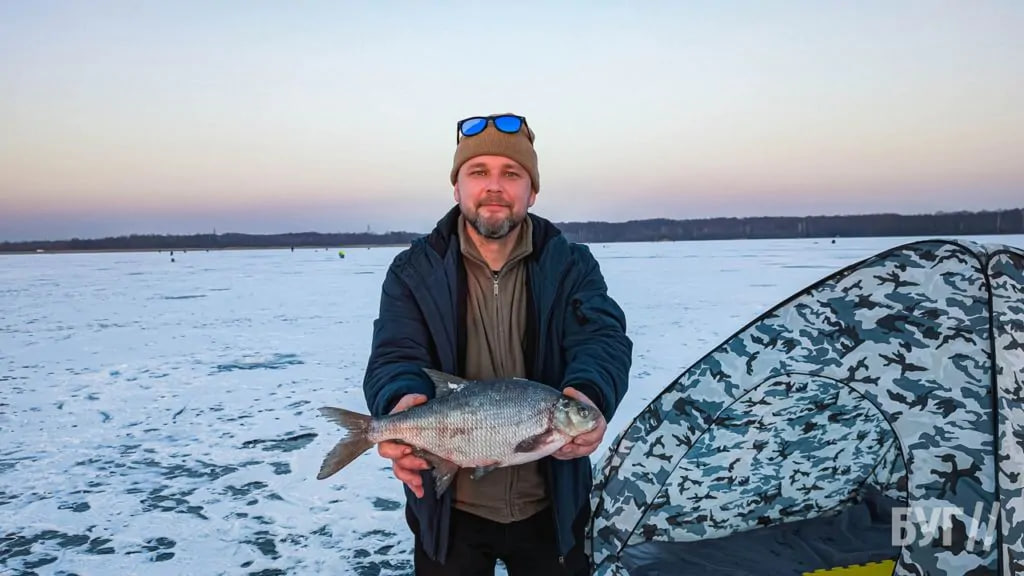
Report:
492,268,516,519
491,270,501,356
534,258,574,563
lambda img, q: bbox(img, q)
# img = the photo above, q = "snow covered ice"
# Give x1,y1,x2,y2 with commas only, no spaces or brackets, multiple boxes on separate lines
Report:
2,234,1021,575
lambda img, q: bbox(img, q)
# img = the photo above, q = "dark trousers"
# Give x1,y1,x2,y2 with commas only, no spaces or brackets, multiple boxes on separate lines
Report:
406,504,591,576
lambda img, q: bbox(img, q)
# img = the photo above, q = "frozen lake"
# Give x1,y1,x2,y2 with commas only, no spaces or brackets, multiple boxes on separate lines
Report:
3,233,1022,575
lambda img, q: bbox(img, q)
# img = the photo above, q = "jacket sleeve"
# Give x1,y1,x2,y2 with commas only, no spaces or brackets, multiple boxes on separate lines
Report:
362,255,436,417
559,244,632,421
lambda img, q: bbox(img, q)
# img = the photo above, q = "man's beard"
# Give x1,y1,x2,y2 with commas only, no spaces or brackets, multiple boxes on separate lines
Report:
469,209,522,239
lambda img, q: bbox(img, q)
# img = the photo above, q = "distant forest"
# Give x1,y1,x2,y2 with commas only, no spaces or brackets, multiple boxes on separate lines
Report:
2,207,1022,253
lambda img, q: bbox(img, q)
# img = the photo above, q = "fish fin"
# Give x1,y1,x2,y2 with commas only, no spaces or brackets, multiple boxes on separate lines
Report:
471,463,500,480
316,407,374,480
413,448,461,496
514,430,556,453
422,368,470,398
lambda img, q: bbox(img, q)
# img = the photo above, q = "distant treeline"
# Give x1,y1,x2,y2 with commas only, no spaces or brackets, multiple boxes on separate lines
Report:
0,231,422,253
558,208,1024,243
2,208,1022,253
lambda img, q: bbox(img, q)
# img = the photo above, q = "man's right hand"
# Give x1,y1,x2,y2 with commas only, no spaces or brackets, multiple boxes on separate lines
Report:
377,393,430,498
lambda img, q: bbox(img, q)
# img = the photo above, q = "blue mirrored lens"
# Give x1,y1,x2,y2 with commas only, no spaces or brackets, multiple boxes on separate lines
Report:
493,115,522,133
460,118,487,137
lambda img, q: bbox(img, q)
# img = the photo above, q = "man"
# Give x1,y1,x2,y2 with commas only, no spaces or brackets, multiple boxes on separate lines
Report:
362,113,632,575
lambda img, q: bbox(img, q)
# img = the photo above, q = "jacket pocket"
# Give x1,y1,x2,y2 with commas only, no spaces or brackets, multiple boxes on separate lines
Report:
570,297,590,326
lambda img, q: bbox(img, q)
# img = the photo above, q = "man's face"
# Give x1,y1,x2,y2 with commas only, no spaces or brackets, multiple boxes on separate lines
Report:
454,155,536,240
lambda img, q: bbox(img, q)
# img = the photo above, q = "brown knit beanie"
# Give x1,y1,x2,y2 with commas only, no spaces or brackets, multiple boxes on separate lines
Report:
450,115,540,192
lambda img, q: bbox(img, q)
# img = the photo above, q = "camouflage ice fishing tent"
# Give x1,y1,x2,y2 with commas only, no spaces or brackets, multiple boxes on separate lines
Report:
588,239,1024,576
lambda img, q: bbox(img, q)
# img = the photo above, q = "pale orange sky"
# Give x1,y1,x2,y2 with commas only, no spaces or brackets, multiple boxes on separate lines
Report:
1,1,1022,241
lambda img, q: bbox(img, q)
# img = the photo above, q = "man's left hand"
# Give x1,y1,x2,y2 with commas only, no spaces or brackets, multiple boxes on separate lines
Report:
553,387,606,460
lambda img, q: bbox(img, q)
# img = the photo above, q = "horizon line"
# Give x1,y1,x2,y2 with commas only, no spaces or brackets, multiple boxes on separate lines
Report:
3,205,1022,245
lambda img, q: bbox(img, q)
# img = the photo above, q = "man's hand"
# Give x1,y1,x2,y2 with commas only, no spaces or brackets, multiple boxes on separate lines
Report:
377,393,430,498
553,387,607,460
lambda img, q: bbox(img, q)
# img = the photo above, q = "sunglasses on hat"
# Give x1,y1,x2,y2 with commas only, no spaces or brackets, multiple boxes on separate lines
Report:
457,114,532,143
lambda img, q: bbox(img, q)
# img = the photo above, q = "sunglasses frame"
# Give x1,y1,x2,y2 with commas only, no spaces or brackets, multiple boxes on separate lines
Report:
456,114,532,144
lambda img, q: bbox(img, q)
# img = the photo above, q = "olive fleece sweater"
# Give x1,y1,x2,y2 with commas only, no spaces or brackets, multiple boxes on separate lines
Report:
454,214,549,523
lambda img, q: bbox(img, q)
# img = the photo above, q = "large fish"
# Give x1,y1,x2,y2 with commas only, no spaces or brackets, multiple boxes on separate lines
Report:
315,368,601,495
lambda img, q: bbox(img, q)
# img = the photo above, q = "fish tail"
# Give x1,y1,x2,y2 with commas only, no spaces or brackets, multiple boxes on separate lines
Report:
316,406,375,480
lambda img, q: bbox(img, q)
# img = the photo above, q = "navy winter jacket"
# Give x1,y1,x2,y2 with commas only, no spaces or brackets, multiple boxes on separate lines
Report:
362,205,632,563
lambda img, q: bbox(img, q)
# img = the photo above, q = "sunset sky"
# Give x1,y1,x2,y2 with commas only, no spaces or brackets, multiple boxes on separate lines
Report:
1,1,1022,241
